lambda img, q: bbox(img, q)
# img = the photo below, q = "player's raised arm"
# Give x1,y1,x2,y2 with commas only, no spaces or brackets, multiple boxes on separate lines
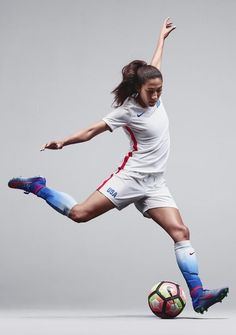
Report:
40,120,110,151
150,17,176,70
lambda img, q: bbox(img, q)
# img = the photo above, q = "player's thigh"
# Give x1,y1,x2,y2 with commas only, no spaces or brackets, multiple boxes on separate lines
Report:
147,207,189,242
70,190,116,222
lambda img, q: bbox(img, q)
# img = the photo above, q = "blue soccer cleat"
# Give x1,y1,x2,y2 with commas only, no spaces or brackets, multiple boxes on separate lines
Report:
193,287,229,314
8,176,46,194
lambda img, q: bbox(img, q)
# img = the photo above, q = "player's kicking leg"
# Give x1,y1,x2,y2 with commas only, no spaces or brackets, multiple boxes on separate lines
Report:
8,176,115,221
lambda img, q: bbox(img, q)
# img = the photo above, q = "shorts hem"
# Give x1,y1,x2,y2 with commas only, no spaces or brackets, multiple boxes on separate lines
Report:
143,204,179,218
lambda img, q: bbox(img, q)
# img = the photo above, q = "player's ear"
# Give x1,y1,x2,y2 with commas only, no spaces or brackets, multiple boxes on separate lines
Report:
135,84,141,95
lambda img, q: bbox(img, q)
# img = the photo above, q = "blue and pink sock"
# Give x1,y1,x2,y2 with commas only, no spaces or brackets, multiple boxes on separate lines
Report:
175,240,203,301
30,182,77,216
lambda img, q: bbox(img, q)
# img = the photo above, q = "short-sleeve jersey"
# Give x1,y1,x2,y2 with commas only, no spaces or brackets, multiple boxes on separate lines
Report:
102,97,170,174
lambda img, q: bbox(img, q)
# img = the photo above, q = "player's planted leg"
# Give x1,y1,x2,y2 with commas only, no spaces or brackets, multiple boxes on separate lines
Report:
148,208,229,314
175,240,229,313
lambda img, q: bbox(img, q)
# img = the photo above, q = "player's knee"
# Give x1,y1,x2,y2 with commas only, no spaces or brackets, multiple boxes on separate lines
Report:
69,205,91,223
175,224,190,241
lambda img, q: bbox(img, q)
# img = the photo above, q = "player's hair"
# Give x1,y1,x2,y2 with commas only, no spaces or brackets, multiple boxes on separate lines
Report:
112,60,163,107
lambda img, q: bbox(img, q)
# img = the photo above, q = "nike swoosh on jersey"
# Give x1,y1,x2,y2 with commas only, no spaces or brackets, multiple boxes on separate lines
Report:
137,112,144,117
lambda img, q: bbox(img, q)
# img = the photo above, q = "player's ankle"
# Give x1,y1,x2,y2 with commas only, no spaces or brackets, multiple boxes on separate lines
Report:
31,183,45,195
190,285,203,299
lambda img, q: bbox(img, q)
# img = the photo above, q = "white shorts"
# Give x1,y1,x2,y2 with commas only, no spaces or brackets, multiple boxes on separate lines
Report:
97,169,178,218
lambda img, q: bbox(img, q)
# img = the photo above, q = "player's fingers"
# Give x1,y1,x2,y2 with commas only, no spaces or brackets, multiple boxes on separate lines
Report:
164,17,170,23
40,143,47,151
40,142,51,151
166,26,176,34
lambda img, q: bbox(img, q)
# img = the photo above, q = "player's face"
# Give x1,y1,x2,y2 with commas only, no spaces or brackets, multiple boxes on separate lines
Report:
137,78,163,108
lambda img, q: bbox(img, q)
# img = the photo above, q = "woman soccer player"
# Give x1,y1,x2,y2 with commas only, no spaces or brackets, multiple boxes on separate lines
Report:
8,18,228,314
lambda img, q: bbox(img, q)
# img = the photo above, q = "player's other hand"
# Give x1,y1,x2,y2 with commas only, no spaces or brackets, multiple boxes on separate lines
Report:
40,141,64,151
160,17,176,39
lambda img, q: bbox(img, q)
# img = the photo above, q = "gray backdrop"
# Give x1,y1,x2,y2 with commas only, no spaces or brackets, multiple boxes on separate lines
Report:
1,0,235,311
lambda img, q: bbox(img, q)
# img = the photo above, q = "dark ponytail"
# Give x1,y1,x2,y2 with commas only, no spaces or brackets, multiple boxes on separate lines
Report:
112,60,162,107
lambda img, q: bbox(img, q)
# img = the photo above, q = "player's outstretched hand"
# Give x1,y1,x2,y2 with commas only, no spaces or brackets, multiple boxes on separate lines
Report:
40,141,64,151
160,17,176,40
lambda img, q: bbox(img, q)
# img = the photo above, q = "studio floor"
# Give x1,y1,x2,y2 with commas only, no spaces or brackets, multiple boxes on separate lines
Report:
0,309,235,335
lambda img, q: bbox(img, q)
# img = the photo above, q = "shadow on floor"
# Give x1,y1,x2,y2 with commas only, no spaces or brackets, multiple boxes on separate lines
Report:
23,314,228,320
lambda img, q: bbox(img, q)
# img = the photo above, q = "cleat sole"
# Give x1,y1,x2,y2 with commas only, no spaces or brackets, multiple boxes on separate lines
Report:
194,287,229,314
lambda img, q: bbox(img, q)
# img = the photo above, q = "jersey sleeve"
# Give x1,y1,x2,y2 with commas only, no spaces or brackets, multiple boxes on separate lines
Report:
102,107,132,132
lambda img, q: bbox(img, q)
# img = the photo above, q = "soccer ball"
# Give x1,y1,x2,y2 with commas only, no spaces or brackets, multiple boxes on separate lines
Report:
148,281,186,319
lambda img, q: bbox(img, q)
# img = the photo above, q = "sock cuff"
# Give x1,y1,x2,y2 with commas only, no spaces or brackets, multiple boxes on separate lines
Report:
175,240,192,250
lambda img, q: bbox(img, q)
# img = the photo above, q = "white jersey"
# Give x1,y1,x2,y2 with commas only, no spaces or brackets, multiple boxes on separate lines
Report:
103,97,170,174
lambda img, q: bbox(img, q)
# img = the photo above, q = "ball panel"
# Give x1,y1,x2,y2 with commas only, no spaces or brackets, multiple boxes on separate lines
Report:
150,283,159,294
165,298,184,317
159,281,178,299
148,293,164,314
